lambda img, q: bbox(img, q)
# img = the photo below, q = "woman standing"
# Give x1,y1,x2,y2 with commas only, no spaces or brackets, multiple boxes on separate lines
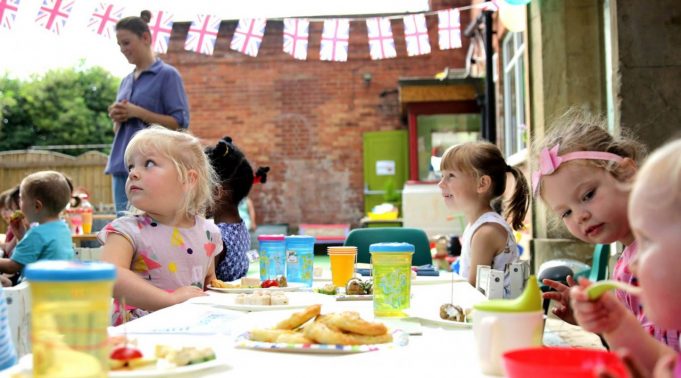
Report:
106,10,190,215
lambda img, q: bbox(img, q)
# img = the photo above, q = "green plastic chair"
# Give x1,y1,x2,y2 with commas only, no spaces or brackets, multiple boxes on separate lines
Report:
343,227,433,266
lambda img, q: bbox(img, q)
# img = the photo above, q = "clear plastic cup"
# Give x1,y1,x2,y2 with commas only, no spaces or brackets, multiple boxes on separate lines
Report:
25,261,116,378
285,235,315,287
370,242,414,317
81,208,93,234
257,235,286,281
66,209,83,235
0,287,17,371
328,246,357,288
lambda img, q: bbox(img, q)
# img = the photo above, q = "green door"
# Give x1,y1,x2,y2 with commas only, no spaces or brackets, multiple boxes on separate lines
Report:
363,130,409,215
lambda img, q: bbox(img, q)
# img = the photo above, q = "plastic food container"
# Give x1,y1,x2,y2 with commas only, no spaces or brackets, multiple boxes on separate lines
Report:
257,234,286,281
370,242,414,317
285,235,315,287
25,260,116,378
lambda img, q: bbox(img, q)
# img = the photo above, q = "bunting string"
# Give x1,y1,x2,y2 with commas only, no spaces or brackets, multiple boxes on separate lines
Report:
0,0,497,61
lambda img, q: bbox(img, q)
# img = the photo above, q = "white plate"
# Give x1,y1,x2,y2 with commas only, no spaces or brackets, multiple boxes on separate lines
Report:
409,316,472,328
207,282,306,294
187,292,321,312
235,330,407,354
15,352,229,377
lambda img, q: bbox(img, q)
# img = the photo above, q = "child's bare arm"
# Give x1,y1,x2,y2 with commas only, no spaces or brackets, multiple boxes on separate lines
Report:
0,258,22,274
204,259,217,289
102,233,204,311
467,224,507,287
571,279,675,373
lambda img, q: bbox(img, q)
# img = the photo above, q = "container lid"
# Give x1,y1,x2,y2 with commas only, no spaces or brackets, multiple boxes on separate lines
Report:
369,242,415,252
24,260,116,282
257,234,286,241
285,235,315,243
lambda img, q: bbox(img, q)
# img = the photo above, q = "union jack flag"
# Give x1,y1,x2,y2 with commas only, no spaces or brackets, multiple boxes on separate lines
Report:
403,14,431,56
438,9,462,50
148,10,174,54
87,2,123,40
320,19,349,62
184,14,221,55
230,18,266,57
366,17,396,60
0,0,20,30
283,18,309,60
35,0,75,35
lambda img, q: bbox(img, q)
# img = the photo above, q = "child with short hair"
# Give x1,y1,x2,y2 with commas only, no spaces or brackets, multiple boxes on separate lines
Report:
438,141,529,297
532,109,680,352
570,138,681,376
205,136,269,282
98,126,222,325
0,171,74,278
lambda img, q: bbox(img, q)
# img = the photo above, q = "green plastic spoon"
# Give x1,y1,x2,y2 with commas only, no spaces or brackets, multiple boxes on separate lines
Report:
586,280,641,300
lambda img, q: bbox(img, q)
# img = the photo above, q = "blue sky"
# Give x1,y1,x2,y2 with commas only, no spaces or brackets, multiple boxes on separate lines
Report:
0,0,428,79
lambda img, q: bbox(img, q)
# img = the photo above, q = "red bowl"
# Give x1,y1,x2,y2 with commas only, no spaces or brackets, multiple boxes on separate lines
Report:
503,347,628,378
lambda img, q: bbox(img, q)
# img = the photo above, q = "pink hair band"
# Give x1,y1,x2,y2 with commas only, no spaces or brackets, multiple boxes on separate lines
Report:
531,144,624,196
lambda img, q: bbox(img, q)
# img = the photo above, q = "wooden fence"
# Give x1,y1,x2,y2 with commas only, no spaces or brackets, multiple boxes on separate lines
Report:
0,149,112,209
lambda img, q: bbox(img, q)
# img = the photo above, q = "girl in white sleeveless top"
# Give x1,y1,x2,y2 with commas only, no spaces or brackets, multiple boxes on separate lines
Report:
438,141,530,298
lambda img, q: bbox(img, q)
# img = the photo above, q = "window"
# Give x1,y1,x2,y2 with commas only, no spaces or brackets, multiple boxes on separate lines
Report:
502,32,527,157
417,114,480,181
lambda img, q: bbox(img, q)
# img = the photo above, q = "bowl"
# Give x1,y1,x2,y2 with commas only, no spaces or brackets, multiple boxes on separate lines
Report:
503,347,628,378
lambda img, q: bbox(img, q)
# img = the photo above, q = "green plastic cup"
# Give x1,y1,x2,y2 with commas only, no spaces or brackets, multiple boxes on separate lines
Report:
370,243,414,317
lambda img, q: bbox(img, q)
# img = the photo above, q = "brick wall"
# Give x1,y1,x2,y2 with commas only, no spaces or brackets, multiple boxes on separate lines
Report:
164,0,471,228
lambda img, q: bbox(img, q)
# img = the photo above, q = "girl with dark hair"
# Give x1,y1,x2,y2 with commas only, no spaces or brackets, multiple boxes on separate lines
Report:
106,10,190,216
206,137,270,282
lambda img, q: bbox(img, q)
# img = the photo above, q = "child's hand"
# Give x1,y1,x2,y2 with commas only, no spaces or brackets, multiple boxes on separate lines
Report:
570,277,629,335
542,275,577,324
653,354,677,378
169,285,206,305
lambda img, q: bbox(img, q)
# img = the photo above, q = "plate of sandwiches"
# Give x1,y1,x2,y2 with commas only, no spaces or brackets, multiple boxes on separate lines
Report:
208,277,305,293
235,304,408,354
188,291,321,312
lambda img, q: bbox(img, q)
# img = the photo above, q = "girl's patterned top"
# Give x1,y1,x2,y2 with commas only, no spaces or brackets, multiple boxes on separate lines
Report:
97,214,222,325
613,241,680,351
215,221,250,282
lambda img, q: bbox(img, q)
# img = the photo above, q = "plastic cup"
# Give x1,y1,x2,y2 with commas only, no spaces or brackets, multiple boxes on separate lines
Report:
81,208,93,234
285,235,315,287
328,246,357,288
25,261,116,378
370,242,414,317
257,235,286,281
66,209,83,235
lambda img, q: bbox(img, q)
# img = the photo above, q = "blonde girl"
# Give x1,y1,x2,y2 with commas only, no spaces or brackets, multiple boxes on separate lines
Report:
438,141,530,297
533,109,679,352
98,126,222,325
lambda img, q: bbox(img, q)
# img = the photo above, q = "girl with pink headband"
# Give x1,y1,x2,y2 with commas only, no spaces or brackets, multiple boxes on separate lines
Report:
533,109,680,355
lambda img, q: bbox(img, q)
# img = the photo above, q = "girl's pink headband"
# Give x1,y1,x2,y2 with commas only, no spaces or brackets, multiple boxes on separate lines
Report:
531,144,624,196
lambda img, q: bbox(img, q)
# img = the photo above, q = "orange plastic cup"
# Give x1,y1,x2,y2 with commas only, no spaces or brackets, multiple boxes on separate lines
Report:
327,246,357,287
81,209,93,234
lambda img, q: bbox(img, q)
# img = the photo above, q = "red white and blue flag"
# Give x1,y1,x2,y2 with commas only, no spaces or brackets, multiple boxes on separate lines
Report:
148,10,174,54
438,8,462,50
320,19,349,62
35,0,75,35
0,0,20,30
366,17,396,60
87,2,123,40
184,14,220,55
283,18,309,60
230,18,266,57
403,14,431,56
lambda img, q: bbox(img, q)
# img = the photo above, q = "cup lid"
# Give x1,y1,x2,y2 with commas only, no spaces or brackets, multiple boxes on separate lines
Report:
24,261,116,282
369,242,415,252
257,234,286,241
285,235,315,242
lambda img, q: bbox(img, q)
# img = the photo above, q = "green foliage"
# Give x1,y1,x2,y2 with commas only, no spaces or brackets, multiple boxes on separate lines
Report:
0,66,119,155
383,178,401,206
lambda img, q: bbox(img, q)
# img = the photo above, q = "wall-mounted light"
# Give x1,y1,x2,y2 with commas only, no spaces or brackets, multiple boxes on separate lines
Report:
362,72,372,86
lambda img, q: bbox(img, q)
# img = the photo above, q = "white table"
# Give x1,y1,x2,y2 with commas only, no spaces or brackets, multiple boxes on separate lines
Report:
104,277,552,378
